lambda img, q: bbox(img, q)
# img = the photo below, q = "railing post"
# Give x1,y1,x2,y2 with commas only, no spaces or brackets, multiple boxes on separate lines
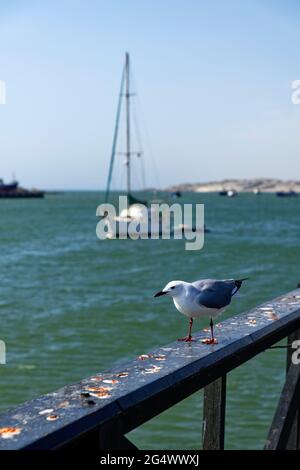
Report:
286,329,300,450
98,419,138,450
202,375,227,450
265,359,300,449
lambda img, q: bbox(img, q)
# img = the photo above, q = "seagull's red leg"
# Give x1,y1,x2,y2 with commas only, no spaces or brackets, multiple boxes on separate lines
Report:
188,317,193,340
210,317,214,341
202,317,218,344
178,317,195,342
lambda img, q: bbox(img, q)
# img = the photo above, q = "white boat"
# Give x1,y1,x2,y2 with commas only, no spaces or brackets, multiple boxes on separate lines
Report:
219,188,238,197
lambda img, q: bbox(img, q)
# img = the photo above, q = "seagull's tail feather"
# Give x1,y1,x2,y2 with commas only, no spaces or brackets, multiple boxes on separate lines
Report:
232,278,249,296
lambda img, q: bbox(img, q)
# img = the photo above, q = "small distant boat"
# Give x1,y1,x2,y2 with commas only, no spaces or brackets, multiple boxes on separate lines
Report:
171,190,182,198
276,190,297,198
0,179,18,191
0,178,44,198
219,189,237,197
253,188,261,195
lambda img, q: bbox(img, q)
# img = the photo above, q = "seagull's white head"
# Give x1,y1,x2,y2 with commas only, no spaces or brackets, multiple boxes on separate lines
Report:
154,280,185,299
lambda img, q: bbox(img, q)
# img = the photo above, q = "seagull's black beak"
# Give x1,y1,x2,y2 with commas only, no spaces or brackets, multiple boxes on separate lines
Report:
154,290,166,298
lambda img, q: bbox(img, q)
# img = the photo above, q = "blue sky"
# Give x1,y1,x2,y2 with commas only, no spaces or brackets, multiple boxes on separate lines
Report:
0,0,300,190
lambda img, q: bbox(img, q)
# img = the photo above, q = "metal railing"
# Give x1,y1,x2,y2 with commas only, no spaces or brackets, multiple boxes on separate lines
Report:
0,289,300,450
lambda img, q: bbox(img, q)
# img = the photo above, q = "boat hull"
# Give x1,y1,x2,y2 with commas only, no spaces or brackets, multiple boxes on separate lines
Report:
276,191,297,197
104,218,208,239
0,190,44,198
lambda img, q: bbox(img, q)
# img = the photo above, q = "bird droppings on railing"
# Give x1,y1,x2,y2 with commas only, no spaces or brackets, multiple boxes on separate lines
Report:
117,372,129,378
0,289,300,449
46,415,59,422
138,354,153,360
57,401,69,408
86,387,111,392
89,372,128,382
38,409,54,415
88,392,111,399
0,427,22,439
143,365,162,375
85,385,112,399
138,353,166,361
155,355,166,361
267,312,279,321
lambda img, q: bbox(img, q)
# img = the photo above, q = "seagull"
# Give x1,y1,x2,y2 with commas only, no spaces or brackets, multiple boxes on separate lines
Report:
154,278,247,344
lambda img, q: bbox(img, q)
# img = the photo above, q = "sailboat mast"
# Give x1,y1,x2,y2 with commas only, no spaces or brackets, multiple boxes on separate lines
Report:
105,65,125,203
125,52,131,196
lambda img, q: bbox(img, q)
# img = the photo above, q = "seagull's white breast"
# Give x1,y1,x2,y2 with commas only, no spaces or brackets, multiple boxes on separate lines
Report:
173,295,222,319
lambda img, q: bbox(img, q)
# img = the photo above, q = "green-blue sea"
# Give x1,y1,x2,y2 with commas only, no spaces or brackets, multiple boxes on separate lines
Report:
0,191,299,449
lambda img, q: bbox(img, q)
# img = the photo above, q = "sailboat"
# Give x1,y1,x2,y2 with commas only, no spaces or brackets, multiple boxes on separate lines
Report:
103,53,165,237
102,53,205,239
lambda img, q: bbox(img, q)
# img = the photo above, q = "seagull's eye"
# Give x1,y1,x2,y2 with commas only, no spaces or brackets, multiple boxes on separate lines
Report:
171,286,175,289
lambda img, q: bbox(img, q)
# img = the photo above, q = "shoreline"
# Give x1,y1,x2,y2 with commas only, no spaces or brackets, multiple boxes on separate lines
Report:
165,178,300,193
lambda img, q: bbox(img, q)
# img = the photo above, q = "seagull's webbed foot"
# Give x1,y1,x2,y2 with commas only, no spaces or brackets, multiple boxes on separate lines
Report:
178,336,195,342
201,338,218,345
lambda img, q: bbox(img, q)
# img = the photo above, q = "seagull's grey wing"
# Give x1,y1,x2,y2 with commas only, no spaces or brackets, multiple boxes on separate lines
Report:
192,279,236,309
